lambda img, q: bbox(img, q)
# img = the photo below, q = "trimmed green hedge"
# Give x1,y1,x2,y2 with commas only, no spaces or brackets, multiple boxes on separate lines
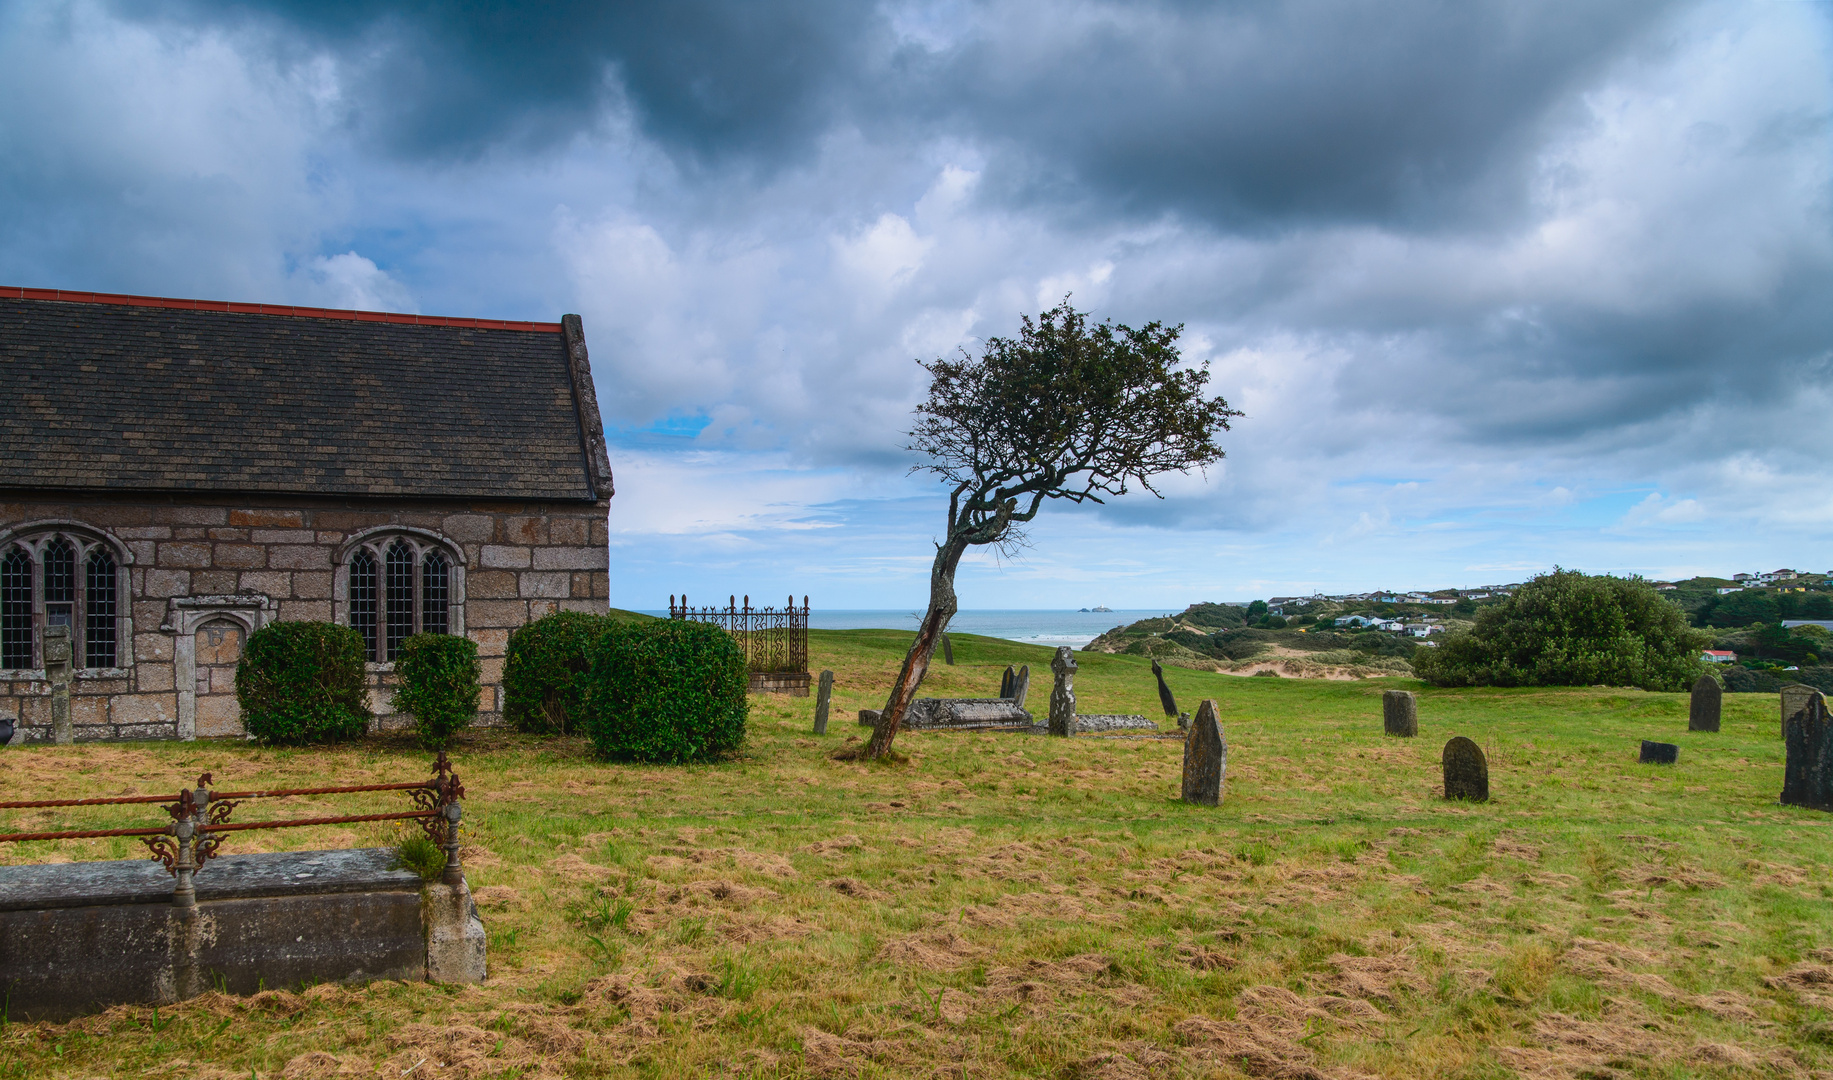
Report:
583,619,748,763
502,611,615,734
392,633,481,749
236,621,371,745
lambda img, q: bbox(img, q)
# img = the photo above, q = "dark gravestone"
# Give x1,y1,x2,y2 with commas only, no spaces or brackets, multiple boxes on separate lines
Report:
813,670,835,735
1012,665,1030,710
1382,690,1418,737
1782,683,1818,741
942,634,954,665
1000,665,1016,699
1048,648,1078,737
1442,737,1489,802
1639,740,1679,765
1151,658,1180,721
1781,688,1833,811
1688,675,1721,732
1181,699,1227,806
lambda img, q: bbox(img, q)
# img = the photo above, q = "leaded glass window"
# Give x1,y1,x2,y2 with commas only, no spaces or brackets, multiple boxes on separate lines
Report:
84,549,117,669
350,549,378,660
385,540,415,661
344,534,458,663
0,530,127,671
0,547,31,669
422,551,449,637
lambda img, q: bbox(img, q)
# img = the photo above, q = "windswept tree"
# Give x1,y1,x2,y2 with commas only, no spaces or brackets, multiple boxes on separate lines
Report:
862,300,1240,759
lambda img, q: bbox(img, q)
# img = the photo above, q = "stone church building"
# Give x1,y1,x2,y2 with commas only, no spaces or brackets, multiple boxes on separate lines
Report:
0,287,613,741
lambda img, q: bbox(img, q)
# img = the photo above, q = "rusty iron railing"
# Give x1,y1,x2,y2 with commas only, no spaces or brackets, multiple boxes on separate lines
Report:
669,594,809,678
0,753,467,905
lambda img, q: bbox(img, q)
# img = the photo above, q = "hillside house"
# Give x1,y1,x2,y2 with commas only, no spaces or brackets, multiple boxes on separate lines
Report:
0,287,613,741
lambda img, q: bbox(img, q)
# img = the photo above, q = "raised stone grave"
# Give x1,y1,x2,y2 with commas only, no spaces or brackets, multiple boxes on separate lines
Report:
1781,687,1833,811
1383,690,1418,737
1181,699,1226,806
0,848,483,1021
1639,740,1679,765
1442,737,1489,802
858,698,1033,730
1688,675,1721,732
813,670,835,735
1048,647,1077,737
1782,683,1818,741
1072,714,1158,733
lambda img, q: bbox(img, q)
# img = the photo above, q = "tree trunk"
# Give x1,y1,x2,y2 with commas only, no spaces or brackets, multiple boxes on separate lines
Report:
866,535,968,758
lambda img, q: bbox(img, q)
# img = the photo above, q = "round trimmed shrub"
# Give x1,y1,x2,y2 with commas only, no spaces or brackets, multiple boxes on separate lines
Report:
236,621,371,745
582,619,748,763
392,633,481,749
502,611,615,734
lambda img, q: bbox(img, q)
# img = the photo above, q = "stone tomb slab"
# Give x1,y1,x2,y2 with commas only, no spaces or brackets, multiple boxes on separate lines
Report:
1442,736,1489,802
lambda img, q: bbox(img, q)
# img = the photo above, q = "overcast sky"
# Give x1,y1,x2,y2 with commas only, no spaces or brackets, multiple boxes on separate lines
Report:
3,1,1829,609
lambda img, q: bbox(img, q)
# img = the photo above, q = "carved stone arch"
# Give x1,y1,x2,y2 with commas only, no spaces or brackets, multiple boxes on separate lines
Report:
0,519,135,673
337,525,467,566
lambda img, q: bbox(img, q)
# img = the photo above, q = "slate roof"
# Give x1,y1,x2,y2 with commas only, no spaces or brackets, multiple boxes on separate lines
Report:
0,289,611,501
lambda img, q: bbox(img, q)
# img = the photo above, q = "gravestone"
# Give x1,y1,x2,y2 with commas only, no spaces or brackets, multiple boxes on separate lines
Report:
1181,699,1227,806
1442,737,1489,802
1781,687,1833,811
942,634,954,666
1000,666,1016,699
45,626,72,746
1151,659,1180,721
813,670,835,735
1012,665,1031,710
1639,740,1679,765
1048,647,1078,737
1688,675,1721,733
1782,683,1818,741
1382,690,1418,737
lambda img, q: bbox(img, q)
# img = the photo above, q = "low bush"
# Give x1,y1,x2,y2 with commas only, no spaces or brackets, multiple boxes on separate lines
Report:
1414,569,1708,691
392,633,480,749
236,621,371,745
502,611,615,734
582,619,748,764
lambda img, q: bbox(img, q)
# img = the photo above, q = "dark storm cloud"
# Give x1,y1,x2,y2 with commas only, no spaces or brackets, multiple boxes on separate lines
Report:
126,0,1685,228
125,0,878,160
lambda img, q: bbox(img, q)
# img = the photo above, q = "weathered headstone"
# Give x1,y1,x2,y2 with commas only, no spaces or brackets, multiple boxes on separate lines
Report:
1781,687,1833,811
942,634,954,666
1639,740,1679,765
1181,699,1227,806
1442,736,1488,802
1782,683,1818,741
813,670,835,735
1048,647,1077,737
1151,658,1180,722
1011,665,1031,710
45,626,72,746
1382,690,1418,737
1000,665,1016,699
1688,675,1721,733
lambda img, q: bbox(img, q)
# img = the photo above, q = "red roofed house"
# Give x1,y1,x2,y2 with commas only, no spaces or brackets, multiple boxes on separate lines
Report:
0,287,613,742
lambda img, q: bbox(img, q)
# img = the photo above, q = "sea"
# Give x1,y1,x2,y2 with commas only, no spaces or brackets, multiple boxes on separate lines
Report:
638,609,1168,649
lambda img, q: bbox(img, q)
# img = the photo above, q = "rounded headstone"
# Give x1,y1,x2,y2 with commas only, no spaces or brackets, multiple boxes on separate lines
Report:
1781,687,1833,811
1442,736,1489,802
1687,675,1721,733
1638,740,1679,765
1383,690,1418,737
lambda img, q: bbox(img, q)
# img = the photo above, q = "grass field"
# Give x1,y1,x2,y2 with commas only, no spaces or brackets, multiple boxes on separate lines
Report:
2,629,1831,1079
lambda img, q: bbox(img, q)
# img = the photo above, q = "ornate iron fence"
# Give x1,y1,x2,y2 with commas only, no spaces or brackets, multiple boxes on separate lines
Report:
670,594,810,690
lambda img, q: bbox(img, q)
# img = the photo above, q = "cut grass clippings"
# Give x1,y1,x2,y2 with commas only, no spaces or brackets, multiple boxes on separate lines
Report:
0,628,1828,1078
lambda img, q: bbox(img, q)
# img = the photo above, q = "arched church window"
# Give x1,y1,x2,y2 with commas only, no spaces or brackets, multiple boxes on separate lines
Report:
340,533,461,662
0,527,129,671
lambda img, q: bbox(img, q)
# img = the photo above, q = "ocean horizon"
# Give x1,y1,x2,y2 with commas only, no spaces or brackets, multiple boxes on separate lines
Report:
632,608,1180,649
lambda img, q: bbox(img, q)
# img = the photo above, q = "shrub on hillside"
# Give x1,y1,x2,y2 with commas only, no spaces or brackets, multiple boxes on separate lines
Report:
236,621,371,744
392,633,481,749
503,611,616,734
582,619,748,763
1412,570,1708,691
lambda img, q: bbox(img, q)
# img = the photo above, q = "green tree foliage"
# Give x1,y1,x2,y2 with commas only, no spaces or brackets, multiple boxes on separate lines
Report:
1245,600,1268,619
1701,589,1781,628
392,632,481,749
582,619,748,764
236,621,371,745
1413,570,1708,691
502,611,615,734
1182,603,1245,629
